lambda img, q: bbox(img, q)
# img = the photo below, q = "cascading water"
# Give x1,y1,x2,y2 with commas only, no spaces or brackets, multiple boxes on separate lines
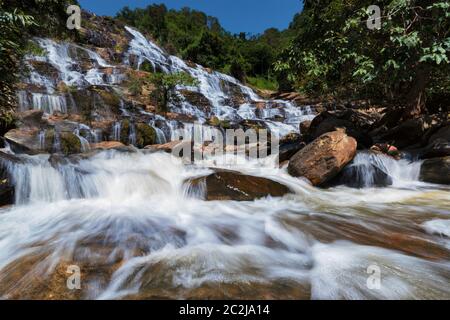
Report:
124,26,312,138
0,150,449,299
74,128,91,152
4,25,450,301
336,152,423,188
31,93,68,114
128,123,137,146
113,122,122,142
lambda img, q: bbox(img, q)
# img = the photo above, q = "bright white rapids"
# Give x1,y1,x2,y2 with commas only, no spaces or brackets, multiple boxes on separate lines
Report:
0,150,449,299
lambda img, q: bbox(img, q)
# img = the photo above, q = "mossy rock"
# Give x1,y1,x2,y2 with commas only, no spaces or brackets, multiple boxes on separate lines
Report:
96,88,121,109
60,132,82,155
44,129,81,155
120,119,130,145
140,60,154,73
209,116,231,129
136,123,156,148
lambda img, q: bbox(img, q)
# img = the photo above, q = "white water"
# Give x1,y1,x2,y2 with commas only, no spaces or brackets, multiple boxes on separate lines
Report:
31,93,68,114
124,26,313,138
6,26,450,300
0,151,449,299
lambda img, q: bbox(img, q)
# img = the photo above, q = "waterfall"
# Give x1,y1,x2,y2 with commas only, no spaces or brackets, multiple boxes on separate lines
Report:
152,125,167,144
124,27,261,119
17,91,29,111
38,130,46,150
338,152,422,188
74,128,91,152
52,130,61,153
128,123,137,145
113,122,122,142
31,93,67,114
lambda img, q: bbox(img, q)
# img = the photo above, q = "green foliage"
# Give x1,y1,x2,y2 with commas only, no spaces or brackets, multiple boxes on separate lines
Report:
246,76,278,91
276,0,450,111
116,4,296,87
0,0,76,113
148,72,199,113
128,76,144,96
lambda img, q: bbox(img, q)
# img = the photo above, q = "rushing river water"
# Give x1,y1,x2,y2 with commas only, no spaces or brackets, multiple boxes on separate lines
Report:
0,150,449,300
4,23,450,300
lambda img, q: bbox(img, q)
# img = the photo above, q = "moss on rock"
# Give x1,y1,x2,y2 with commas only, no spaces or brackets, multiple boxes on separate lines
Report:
120,119,130,145
60,132,82,155
136,123,156,148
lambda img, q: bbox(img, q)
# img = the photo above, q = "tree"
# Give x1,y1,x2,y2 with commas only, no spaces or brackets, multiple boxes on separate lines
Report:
276,0,450,117
148,72,198,114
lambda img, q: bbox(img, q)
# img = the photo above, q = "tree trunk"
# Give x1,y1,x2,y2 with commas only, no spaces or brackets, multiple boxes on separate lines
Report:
402,65,431,119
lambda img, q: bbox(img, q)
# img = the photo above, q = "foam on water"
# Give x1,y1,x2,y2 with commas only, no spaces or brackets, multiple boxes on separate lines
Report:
0,151,449,299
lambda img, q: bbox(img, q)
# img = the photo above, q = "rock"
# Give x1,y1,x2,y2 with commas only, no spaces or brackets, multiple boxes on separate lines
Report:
299,120,312,135
307,110,374,148
180,90,211,114
288,130,357,186
373,116,436,149
136,123,156,148
59,132,82,155
16,110,44,128
370,143,401,160
90,141,127,151
4,128,41,154
420,125,450,159
327,163,393,188
420,157,450,185
187,170,291,201
0,151,22,207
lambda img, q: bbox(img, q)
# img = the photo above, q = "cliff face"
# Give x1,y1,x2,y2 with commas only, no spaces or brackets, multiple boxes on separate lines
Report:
6,12,315,155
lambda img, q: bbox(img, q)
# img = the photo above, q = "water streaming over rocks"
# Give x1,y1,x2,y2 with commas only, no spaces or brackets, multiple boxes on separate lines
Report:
0,150,449,299
2,24,449,300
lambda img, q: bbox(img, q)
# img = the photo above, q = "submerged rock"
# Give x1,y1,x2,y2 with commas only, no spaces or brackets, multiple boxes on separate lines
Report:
327,163,393,188
420,157,450,185
288,130,357,186
187,170,291,201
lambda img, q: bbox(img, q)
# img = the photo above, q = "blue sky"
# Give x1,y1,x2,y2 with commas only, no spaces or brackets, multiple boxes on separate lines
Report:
78,0,303,35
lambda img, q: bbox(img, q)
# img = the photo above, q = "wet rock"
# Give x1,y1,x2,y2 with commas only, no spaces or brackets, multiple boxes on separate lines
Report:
370,143,401,160
187,170,291,201
59,132,82,155
372,116,436,149
90,141,128,151
288,130,357,186
4,128,41,154
299,120,312,135
136,123,156,148
0,151,21,206
419,125,450,159
327,163,393,188
16,110,44,128
420,157,450,185
180,90,211,114
306,110,374,148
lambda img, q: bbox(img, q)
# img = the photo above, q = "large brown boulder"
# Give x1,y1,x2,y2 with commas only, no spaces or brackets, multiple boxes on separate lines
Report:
187,170,291,201
288,130,357,186
306,110,375,148
420,157,450,185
